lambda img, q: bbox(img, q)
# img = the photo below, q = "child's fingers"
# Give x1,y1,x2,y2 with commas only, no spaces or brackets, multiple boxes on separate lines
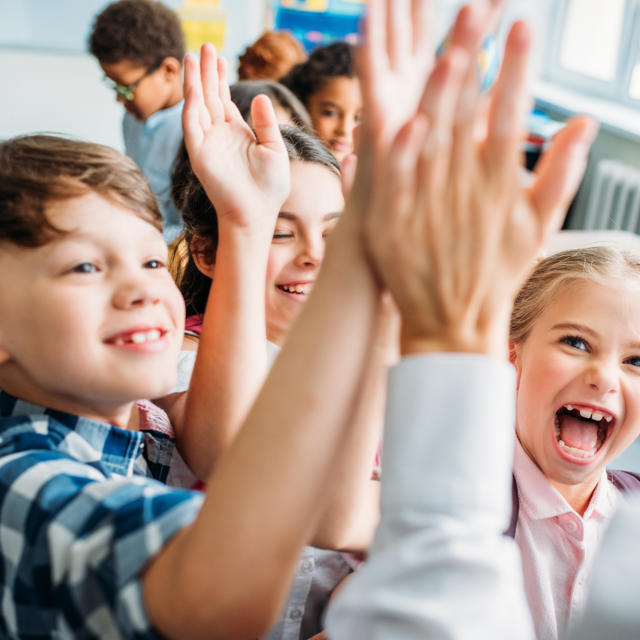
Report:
448,3,490,53
528,116,598,237
416,47,470,195
359,0,386,112
484,21,531,182
340,154,358,199
411,0,435,61
200,43,225,125
182,54,206,149
387,0,412,69
250,94,285,151
216,57,244,125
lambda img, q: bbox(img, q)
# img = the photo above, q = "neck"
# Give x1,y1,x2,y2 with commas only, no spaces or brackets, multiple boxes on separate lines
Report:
0,377,135,430
549,476,600,517
266,326,286,347
163,82,184,111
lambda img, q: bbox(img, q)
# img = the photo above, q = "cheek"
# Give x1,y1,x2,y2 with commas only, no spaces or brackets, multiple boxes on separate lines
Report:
265,249,290,287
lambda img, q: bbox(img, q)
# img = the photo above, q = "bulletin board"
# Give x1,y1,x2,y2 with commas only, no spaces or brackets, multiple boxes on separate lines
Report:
270,0,366,51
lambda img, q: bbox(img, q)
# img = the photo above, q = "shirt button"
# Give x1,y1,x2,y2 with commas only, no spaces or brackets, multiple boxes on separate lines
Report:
301,559,314,573
289,608,303,620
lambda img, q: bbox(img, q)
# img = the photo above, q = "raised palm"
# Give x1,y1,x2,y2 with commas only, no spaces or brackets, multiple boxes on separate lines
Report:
182,44,290,231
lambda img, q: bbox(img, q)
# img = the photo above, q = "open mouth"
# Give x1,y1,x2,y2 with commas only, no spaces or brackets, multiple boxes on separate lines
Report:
277,283,313,296
554,404,615,460
105,328,167,346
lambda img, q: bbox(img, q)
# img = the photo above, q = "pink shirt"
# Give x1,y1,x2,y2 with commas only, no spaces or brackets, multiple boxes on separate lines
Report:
513,440,620,640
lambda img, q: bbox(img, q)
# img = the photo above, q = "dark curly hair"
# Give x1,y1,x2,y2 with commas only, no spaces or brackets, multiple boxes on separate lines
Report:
279,42,356,108
88,0,185,67
170,126,340,316
230,81,313,134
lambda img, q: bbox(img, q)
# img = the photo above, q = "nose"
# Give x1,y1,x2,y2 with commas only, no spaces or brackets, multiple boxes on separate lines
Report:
112,274,161,310
584,358,619,395
295,233,325,268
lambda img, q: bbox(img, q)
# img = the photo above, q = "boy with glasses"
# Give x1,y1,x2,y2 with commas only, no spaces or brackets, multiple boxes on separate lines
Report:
89,0,185,243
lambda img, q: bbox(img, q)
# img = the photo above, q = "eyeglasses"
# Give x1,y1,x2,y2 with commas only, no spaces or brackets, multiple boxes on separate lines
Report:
103,61,162,102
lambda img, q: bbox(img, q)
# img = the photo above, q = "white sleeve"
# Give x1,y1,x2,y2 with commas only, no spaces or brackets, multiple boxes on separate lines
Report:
325,353,534,640
569,495,640,639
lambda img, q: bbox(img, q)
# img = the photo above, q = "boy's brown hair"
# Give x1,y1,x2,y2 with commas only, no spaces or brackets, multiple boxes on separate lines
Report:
88,0,185,67
0,135,162,248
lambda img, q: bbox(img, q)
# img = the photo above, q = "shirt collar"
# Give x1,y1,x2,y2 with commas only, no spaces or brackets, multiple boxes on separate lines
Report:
144,99,184,129
0,390,145,477
513,438,617,521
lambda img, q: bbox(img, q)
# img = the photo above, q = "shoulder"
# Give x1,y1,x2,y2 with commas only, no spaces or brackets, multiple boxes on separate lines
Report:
607,469,640,493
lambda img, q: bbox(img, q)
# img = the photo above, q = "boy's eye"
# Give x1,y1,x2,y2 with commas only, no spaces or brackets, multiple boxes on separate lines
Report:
273,232,294,240
321,109,338,117
144,259,165,269
70,262,98,274
624,356,640,368
561,335,588,351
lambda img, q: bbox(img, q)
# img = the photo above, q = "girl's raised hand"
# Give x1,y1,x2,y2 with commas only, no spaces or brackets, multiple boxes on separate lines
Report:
182,43,290,233
362,9,598,359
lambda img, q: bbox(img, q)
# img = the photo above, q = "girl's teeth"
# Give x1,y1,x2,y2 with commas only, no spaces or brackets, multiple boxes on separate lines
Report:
591,411,603,421
558,439,597,458
579,408,592,419
125,329,162,344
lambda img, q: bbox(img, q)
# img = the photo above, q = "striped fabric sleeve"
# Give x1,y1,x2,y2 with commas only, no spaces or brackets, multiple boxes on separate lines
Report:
0,449,203,639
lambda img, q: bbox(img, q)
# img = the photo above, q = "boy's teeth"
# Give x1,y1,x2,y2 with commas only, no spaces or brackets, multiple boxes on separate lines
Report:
566,404,574,411
604,415,613,423
115,329,162,345
591,411,603,421
579,408,592,419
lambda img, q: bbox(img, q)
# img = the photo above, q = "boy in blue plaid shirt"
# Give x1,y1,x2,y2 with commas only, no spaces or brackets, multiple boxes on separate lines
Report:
0,34,384,636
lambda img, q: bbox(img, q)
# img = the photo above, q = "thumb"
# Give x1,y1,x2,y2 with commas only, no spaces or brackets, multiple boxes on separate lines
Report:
250,94,286,152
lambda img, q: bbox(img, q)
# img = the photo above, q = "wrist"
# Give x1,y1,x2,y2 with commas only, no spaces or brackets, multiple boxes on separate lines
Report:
400,318,510,361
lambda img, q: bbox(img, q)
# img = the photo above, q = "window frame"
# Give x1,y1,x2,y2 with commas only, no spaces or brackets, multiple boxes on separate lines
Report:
542,0,640,108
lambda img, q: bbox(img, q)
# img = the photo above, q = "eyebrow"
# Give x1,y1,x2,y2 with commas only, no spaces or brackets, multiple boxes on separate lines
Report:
551,322,640,350
278,211,341,222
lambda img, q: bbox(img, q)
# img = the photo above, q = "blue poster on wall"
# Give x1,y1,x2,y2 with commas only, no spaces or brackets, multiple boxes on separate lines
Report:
272,0,366,51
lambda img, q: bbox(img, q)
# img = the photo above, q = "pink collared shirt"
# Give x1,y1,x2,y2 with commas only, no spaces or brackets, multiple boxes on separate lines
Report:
513,440,620,640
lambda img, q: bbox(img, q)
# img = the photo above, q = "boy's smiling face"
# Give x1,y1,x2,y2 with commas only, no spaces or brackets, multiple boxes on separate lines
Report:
0,192,185,427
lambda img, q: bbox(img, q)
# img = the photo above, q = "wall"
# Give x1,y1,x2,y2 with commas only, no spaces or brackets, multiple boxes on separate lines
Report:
0,0,266,150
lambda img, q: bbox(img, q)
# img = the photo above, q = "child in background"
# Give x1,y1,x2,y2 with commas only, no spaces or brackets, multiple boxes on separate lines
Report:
508,247,640,639
238,30,307,81
230,80,313,132
0,44,379,631
280,42,362,162
161,51,386,638
89,0,185,243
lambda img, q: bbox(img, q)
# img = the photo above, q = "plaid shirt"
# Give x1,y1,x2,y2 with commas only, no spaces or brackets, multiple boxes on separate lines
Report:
0,391,203,639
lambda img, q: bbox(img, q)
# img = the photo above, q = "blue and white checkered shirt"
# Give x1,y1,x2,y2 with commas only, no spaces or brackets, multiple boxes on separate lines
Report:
0,391,203,639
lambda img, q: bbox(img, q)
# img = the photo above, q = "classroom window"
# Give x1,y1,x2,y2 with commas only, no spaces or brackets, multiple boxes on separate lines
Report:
544,0,640,106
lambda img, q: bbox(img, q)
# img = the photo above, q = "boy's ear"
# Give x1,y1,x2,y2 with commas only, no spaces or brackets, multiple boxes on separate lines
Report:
190,235,216,279
160,56,182,79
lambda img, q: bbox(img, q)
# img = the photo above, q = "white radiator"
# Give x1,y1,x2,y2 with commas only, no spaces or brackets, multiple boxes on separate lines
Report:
582,160,640,232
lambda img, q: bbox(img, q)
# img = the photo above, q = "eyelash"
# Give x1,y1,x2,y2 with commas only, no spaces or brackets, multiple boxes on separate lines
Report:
69,262,98,274
560,336,640,368
68,259,165,273
144,259,165,269
560,335,589,351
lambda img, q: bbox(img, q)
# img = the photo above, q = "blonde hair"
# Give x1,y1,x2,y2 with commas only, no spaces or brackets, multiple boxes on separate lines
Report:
510,246,640,344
